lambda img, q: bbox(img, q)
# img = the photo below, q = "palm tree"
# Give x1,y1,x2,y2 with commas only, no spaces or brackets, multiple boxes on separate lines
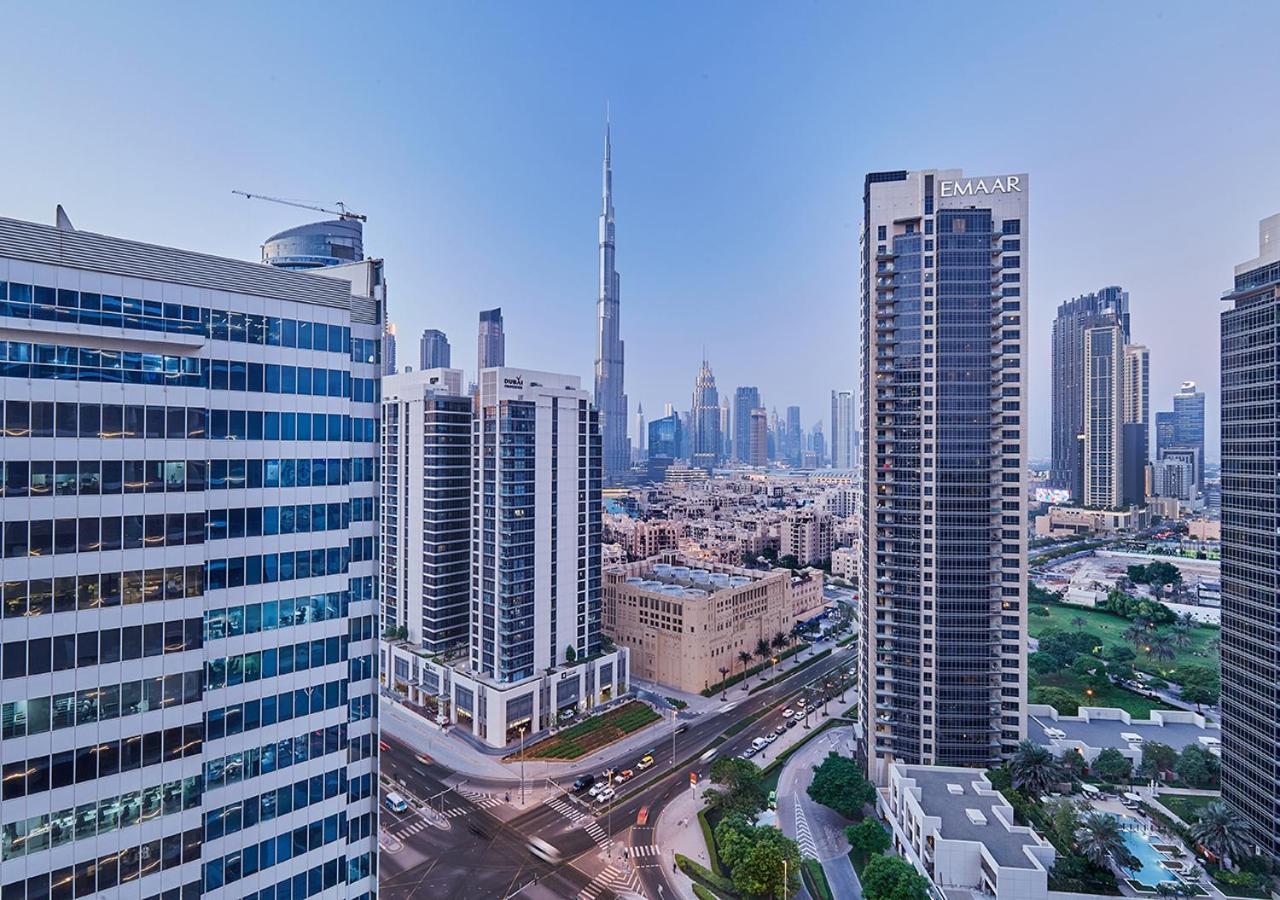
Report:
1145,633,1176,665
718,666,731,701
790,622,807,658
1010,740,1066,797
1192,802,1252,864
1178,611,1199,629
1207,635,1222,655
1171,625,1192,650
1071,615,1087,630
754,638,771,681
737,650,752,691
771,632,788,673
1123,623,1147,648
1076,811,1138,870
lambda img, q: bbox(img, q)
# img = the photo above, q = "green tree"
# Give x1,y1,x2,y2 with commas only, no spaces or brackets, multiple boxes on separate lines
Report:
861,854,931,900
777,554,800,571
714,812,756,871
1028,651,1059,675
1144,633,1176,666
1059,749,1088,779
1191,802,1252,864
1105,644,1136,664
1038,630,1103,667
729,826,802,899
738,650,753,688
708,758,766,815
1180,681,1219,712
754,638,772,679
1091,748,1133,783
1010,740,1066,796
1174,745,1220,789
1044,797,1083,850
846,819,891,855
1136,742,1179,780
807,752,875,820
564,644,577,663
1076,811,1139,870
1144,561,1183,587
1030,686,1080,715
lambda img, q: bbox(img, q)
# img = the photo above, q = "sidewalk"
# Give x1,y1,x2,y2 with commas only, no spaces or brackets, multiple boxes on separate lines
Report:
381,692,685,784
654,782,713,900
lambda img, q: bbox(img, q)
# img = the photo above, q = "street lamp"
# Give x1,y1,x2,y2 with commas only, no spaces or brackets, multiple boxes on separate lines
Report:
518,725,527,807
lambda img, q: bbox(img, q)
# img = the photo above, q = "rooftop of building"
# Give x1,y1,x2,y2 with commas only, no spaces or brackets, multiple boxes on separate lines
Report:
0,213,361,311
1028,705,1218,754
895,765,1046,870
608,554,781,597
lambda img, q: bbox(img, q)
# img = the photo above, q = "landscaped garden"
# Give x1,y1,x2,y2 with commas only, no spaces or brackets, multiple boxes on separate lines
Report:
1159,793,1219,825
512,700,659,760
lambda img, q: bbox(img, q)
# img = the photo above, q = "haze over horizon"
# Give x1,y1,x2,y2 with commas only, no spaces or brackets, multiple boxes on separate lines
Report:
3,2,1277,460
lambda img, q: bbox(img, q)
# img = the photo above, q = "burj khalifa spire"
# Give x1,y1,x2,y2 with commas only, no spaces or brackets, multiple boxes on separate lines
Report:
595,109,629,481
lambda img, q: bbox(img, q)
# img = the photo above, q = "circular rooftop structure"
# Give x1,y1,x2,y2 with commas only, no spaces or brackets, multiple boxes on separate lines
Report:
262,219,363,270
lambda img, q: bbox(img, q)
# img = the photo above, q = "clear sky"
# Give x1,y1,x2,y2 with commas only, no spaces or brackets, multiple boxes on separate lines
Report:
3,2,1276,460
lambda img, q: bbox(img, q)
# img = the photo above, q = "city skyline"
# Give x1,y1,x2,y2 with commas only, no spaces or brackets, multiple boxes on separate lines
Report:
3,5,1278,460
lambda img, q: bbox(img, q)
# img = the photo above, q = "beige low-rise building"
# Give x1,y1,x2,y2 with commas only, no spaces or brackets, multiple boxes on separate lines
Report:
1034,504,1148,537
603,553,792,694
1187,518,1220,541
787,568,827,621
781,507,834,565
831,546,857,583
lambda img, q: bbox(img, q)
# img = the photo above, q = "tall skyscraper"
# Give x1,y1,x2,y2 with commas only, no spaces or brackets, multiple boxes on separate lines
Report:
785,406,802,466
1082,321,1125,508
380,368,470,656
1172,380,1205,482
860,169,1028,782
594,116,629,483
1154,410,1176,459
690,359,721,470
732,386,761,463
634,402,646,459
831,389,855,469
477,307,504,369
719,399,731,460
1050,286,1129,494
1121,344,1150,506
419,328,451,370
383,321,398,375
1221,212,1280,855
647,412,682,481
0,215,380,900
747,408,769,467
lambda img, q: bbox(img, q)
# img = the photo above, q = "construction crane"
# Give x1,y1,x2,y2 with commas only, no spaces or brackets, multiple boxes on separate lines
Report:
232,190,367,222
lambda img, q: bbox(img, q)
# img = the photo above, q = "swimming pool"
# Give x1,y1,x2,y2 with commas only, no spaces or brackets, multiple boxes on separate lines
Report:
1118,821,1178,887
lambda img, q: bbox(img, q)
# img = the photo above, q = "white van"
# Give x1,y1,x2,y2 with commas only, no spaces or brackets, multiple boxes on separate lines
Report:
384,792,409,813
751,737,768,751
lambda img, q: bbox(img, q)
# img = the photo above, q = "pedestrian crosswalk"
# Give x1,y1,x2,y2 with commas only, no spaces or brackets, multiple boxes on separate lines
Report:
629,844,661,858
577,860,644,899
547,795,590,825
793,803,818,858
583,818,614,852
390,817,433,839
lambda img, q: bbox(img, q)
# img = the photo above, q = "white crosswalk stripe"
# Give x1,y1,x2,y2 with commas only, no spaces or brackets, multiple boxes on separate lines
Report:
793,803,818,858
629,844,661,857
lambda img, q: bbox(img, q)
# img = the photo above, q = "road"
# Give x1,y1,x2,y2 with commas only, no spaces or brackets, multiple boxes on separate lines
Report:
777,725,862,900
381,642,857,899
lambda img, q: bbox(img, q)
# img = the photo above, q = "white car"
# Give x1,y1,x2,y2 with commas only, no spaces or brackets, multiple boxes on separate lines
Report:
589,781,608,798
765,732,778,744
782,708,794,719
595,787,616,804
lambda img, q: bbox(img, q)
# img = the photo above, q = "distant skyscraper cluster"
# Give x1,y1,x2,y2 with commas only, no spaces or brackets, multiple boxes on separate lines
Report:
860,169,1028,781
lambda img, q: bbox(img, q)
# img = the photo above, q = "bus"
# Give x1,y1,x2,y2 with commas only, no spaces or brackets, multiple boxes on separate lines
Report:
384,792,409,814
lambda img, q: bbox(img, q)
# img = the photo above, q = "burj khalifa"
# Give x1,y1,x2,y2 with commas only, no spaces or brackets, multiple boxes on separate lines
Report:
595,113,629,481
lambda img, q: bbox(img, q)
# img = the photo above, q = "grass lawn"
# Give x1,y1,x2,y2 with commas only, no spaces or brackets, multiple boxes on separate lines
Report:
1030,602,1220,674
801,859,833,900
1031,669,1177,718
514,700,659,760
1159,792,1219,824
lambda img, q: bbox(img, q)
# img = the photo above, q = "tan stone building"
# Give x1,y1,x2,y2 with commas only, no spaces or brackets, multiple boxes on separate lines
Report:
603,554,792,694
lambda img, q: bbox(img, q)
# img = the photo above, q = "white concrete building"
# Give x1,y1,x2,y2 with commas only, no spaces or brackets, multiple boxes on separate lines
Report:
885,764,1055,900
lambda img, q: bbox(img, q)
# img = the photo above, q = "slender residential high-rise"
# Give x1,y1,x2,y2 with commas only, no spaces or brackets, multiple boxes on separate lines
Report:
1221,212,1280,856
379,368,470,657
1082,321,1125,508
860,169,1028,782
420,328,451,370
383,321,398,374
0,214,380,900
634,402,646,459
831,389,855,469
594,115,629,483
1121,344,1150,506
1049,286,1129,496
733,387,761,463
747,408,769,466
477,307,504,369
785,406,802,466
690,359,721,471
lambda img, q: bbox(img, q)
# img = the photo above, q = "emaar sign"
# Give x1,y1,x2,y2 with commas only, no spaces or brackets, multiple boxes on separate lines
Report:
939,176,1022,197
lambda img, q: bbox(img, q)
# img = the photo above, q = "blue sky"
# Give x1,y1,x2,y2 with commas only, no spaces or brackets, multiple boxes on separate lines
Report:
3,2,1277,459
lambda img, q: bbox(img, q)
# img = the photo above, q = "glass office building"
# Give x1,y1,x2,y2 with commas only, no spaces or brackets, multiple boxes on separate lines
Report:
1220,213,1280,856
0,215,381,900
860,170,1028,782
261,220,364,272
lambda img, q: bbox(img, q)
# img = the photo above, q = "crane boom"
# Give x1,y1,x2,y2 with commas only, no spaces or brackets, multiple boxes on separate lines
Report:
232,190,367,222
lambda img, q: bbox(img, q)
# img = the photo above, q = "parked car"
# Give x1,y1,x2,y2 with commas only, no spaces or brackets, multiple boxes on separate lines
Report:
774,725,787,736
572,774,596,794
743,746,757,758
765,732,778,744
782,709,794,719
786,718,798,729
